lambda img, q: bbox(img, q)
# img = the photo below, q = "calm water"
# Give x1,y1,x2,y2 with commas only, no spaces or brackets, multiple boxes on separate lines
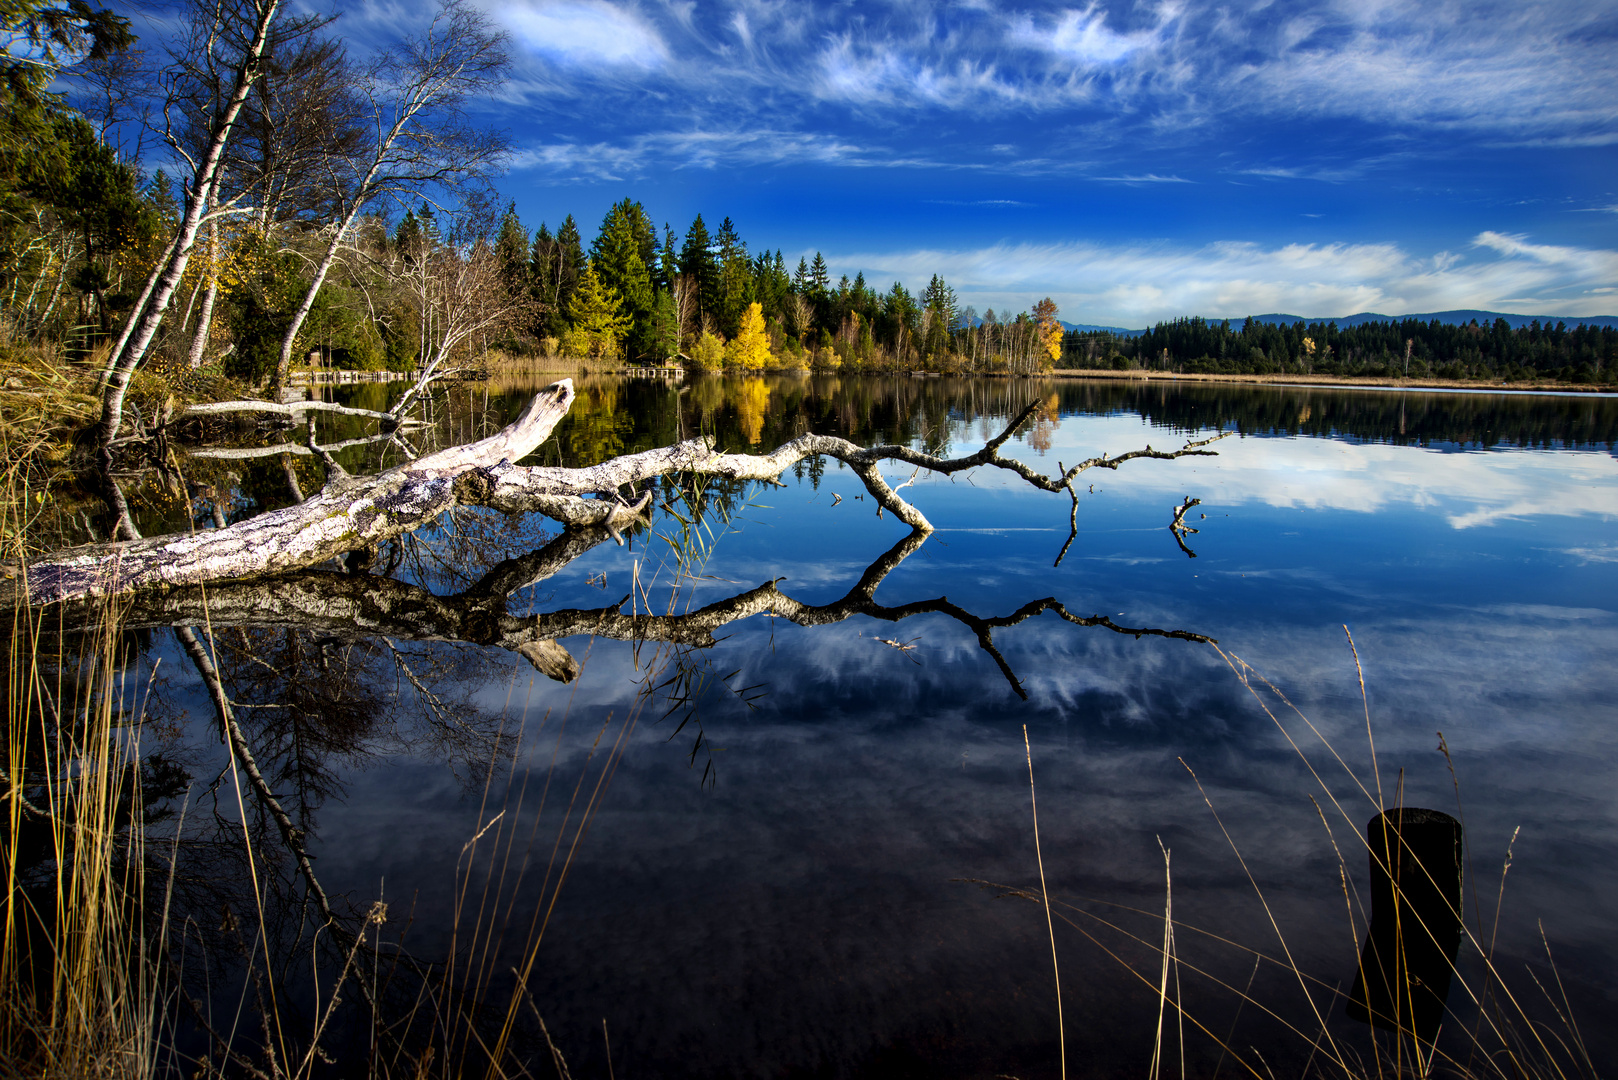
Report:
122,376,1618,1076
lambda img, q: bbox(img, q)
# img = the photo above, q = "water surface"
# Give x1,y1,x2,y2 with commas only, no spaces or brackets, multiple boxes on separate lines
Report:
128,376,1618,1077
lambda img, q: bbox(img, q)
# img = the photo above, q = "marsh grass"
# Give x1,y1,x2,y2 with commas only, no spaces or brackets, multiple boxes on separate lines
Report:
2,556,170,1078
993,632,1600,1080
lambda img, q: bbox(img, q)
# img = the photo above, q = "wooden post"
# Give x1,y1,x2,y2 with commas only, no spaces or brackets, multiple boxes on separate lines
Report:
1346,808,1464,1046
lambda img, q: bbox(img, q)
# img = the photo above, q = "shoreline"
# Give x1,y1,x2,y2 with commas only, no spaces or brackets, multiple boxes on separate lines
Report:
1042,367,1618,395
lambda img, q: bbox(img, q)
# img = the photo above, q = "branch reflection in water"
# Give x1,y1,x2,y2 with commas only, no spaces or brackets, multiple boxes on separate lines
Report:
33,514,1211,1076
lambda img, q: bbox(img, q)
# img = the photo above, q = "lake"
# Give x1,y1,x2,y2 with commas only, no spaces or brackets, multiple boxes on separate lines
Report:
119,374,1618,1077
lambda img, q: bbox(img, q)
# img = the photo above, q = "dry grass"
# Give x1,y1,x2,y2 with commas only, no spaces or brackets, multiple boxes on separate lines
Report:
3,529,169,1079
1000,632,1600,1080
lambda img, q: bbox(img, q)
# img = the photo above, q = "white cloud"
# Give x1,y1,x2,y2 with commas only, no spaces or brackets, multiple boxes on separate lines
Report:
1015,3,1174,65
1093,173,1194,183
828,232,1618,326
500,1,667,68
509,128,876,179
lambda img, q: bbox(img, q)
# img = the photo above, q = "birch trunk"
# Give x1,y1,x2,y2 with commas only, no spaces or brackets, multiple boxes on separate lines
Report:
96,0,284,522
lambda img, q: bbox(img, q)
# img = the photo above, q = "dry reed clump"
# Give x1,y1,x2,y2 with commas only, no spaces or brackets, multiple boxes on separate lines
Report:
2,564,170,1076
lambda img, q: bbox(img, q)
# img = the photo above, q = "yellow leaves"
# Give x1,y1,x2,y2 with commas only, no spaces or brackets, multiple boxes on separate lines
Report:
692,331,725,371
1033,296,1062,366
1302,336,1317,356
724,302,772,370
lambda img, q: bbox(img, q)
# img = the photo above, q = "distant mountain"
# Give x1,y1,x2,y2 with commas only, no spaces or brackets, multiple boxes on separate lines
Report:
1244,310,1618,330
1058,321,1142,335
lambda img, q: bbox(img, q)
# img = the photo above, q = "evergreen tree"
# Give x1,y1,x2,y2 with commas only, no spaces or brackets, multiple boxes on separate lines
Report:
495,202,529,292
658,224,679,292
810,252,830,298
565,260,630,359
554,213,586,323
714,215,751,335
647,288,681,361
921,273,958,358
591,199,654,326
679,213,719,327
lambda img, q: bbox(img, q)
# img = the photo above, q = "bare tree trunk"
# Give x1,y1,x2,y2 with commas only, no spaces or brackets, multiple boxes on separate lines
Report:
186,219,221,368
271,220,349,388
97,0,284,537
30,380,574,604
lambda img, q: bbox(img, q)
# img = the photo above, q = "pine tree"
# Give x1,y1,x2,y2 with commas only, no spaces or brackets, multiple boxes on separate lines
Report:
495,202,529,292
714,216,751,335
592,200,654,320
565,260,631,359
551,216,586,333
659,224,679,292
679,214,719,326
647,289,680,362
810,252,830,297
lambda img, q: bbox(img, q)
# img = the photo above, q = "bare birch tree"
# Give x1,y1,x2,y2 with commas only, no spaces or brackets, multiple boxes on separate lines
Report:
268,0,509,389
96,0,283,537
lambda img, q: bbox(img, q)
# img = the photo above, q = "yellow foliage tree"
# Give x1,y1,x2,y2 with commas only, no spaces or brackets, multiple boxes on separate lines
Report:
724,302,772,370
691,331,726,371
1033,297,1063,368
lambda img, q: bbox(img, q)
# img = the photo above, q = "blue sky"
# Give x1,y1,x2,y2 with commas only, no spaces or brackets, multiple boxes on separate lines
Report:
138,0,1618,326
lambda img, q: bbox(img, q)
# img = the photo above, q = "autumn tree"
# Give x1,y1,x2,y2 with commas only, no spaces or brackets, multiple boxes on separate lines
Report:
724,301,771,370
1033,297,1062,369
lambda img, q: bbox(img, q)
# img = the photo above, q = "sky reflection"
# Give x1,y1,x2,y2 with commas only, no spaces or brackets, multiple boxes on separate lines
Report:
149,378,1618,1077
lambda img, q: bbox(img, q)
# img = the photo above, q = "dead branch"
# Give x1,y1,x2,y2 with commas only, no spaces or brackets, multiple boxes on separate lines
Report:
180,400,416,423
458,403,1230,534
21,381,574,605
21,382,1229,606
1170,496,1201,559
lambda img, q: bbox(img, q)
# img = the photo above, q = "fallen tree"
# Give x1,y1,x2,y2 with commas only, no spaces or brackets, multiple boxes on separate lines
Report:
20,378,1228,607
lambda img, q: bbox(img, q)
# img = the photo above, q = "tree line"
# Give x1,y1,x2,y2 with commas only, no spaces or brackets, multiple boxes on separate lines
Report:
1064,316,1616,385
492,198,1064,373
0,0,1066,386
3,0,1608,387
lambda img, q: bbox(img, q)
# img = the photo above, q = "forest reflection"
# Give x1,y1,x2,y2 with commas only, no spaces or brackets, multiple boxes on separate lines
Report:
130,374,1616,549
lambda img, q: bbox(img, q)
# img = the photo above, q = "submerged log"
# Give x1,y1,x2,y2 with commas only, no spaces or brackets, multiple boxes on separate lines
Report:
18,380,1228,607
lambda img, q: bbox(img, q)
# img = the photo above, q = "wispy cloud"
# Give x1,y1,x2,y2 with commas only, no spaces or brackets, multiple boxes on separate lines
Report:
499,0,668,68
828,232,1618,326
924,199,1032,207
509,128,878,180
1010,3,1175,65
1093,173,1195,184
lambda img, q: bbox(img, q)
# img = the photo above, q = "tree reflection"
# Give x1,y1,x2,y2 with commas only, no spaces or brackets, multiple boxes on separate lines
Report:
30,517,1213,1076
